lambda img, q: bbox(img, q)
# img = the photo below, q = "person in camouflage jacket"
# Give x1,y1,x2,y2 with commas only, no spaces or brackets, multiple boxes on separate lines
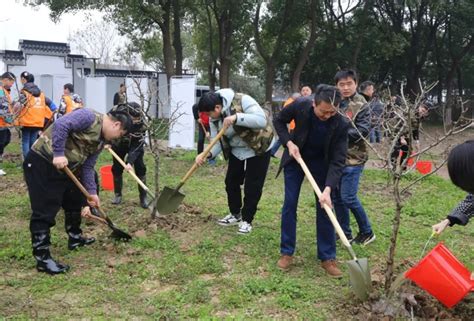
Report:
332,69,375,246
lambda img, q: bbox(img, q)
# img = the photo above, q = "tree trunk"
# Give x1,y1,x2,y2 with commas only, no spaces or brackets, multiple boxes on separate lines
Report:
219,58,231,88
291,0,318,92
160,3,175,81
384,175,403,293
150,140,160,219
265,62,276,103
172,0,183,75
206,4,217,90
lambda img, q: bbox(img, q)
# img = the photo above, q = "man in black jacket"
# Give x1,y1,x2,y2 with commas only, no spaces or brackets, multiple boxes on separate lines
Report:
273,85,349,277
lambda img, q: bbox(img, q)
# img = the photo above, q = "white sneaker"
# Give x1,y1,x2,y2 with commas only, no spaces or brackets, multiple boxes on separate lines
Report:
217,214,242,226
238,221,252,234
0,169,6,176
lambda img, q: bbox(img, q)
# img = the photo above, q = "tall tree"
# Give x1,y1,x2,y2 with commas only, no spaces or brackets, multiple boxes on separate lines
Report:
253,0,295,102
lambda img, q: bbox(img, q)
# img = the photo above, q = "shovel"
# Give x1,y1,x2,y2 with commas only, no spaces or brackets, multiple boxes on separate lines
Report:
295,157,371,301
63,166,132,241
155,126,227,214
106,146,157,209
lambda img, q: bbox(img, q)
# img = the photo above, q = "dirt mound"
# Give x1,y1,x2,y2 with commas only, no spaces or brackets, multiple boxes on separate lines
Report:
337,264,474,320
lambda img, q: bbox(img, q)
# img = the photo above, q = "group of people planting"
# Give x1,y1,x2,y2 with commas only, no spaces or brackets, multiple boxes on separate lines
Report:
0,68,471,277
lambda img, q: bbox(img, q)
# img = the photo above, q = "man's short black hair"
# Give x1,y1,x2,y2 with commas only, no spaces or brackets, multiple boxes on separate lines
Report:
198,92,222,112
334,69,358,84
20,71,34,83
314,84,342,107
64,83,74,93
448,140,474,194
1,72,16,80
359,81,374,93
108,110,133,134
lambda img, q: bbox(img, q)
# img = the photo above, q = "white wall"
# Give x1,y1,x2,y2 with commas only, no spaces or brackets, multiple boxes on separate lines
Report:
8,55,72,103
85,77,107,114
158,73,169,118
168,75,196,150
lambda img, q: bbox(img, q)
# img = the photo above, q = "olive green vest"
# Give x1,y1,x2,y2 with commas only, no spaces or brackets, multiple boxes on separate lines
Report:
32,112,103,171
231,93,274,155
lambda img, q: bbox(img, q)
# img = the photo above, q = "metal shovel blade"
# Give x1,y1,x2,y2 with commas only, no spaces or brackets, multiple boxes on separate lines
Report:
347,257,371,301
155,186,185,215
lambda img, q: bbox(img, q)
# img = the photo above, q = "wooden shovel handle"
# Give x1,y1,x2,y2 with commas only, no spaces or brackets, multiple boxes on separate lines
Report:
295,157,356,256
62,166,109,221
180,126,227,185
106,146,153,195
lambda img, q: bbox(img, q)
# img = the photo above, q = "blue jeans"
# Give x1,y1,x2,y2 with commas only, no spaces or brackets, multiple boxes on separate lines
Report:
270,138,282,156
369,126,382,143
281,160,336,261
334,165,372,237
21,127,40,158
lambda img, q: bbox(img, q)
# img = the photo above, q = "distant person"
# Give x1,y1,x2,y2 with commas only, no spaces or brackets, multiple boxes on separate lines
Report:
113,83,127,106
0,72,16,175
271,85,312,157
59,83,83,116
110,102,149,208
192,102,215,165
16,71,57,158
359,81,384,143
432,141,474,234
195,89,275,234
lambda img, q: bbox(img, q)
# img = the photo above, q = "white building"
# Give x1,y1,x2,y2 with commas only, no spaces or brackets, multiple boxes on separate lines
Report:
0,39,163,117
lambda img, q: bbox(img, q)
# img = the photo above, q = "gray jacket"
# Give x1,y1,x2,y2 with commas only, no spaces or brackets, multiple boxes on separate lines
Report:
209,88,275,160
447,193,474,226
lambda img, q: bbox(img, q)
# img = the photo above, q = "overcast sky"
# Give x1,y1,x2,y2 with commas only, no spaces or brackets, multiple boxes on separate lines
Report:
0,0,103,51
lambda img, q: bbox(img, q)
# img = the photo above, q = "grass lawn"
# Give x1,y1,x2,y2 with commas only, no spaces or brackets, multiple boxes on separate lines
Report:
0,139,473,319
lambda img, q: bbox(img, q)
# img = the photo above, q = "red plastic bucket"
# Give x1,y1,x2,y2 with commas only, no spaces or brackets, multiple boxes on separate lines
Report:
416,160,432,175
405,242,474,308
100,165,114,191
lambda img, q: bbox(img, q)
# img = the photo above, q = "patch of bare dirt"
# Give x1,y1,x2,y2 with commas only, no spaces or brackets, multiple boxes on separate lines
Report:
334,262,474,320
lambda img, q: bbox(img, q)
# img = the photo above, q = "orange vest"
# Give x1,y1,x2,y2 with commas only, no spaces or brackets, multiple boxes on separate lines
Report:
283,97,296,130
17,91,51,128
62,94,82,114
0,86,13,128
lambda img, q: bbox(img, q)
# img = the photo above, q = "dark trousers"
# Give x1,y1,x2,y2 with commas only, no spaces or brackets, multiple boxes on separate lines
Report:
225,151,271,223
197,123,210,154
111,144,146,178
390,141,409,169
0,128,11,155
24,151,86,234
281,159,336,261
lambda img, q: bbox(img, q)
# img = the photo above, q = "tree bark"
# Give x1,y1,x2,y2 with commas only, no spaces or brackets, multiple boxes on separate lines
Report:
384,174,403,293
291,0,318,92
254,0,294,102
172,0,183,75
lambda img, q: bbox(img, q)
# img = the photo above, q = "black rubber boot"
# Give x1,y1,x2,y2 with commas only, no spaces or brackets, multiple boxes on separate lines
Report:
65,211,95,250
138,175,148,209
111,175,123,205
32,231,69,275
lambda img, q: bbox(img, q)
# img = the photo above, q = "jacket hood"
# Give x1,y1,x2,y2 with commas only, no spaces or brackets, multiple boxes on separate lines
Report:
23,82,41,97
217,88,235,114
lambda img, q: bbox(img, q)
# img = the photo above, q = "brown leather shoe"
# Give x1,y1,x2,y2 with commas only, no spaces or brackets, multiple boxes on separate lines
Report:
277,255,293,271
321,260,343,278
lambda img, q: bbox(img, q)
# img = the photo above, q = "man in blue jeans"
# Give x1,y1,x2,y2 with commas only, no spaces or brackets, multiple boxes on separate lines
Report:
334,69,376,246
273,85,349,277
